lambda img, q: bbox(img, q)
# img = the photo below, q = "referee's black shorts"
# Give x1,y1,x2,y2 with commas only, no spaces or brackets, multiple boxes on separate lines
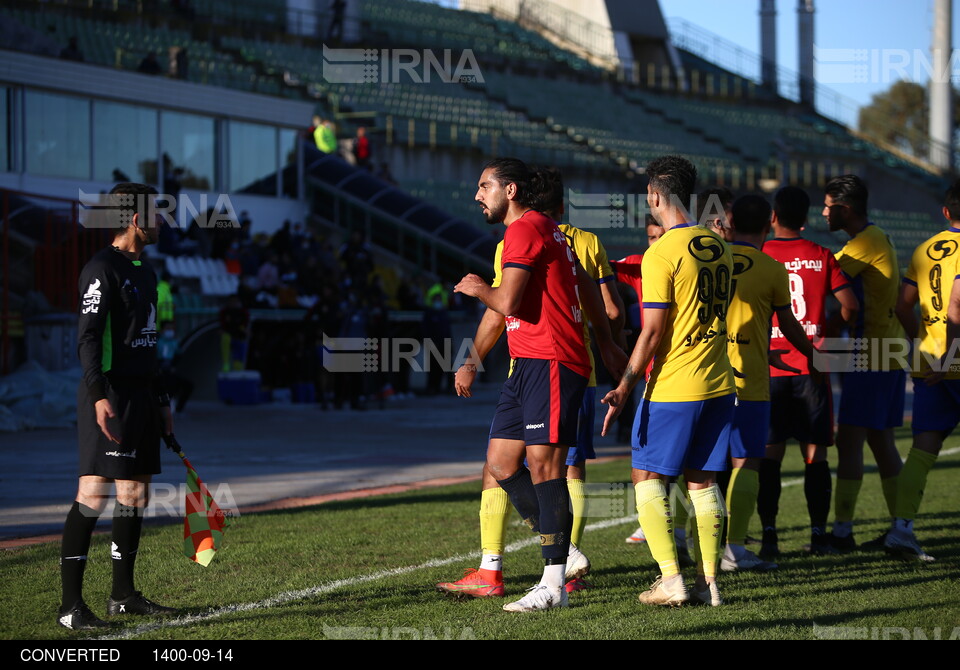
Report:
767,374,834,447
77,377,162,479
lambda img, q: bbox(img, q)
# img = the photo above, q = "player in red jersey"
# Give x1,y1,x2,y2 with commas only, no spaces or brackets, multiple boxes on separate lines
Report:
453,158,623,612
759,187,859,557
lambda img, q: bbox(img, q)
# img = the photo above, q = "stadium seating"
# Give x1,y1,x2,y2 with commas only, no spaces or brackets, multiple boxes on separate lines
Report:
2,0,949,267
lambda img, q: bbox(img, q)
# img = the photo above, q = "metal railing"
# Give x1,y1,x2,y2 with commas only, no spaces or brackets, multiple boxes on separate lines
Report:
306,165,494,283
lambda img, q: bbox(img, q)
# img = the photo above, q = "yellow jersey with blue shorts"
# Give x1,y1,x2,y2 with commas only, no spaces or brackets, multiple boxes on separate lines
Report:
903,226,960,435
632,224,736,476
725,242,792,459
834,223,905,430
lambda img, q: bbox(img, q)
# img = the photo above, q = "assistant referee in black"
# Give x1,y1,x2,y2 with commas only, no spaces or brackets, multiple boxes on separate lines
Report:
59,183,177,630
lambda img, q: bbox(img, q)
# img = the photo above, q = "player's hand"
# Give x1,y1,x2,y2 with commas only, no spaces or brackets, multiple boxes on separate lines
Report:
455,364,478,397
768,349,802,374
94,398,121,444
160,405,174,436
453,274,486,297
600,385,627,437
599,342,628,384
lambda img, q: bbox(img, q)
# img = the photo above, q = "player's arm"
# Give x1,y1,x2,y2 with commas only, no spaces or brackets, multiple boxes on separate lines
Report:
774,304,814,362
454,307,506,398
454,267,529,317
895,280,920,340
600,280,626,349
77,264,121,444
600,306,668,435
576,260,627,383
835,285,860,328
592,244,626,347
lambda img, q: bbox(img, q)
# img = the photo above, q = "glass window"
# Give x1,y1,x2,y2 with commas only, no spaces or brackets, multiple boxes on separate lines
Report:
24,90,91,179
93,101,158,184
228,121,278,194
160,111,215,191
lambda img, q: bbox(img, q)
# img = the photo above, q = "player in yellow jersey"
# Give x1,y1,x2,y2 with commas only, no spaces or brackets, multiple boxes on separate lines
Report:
823,175,905,551
437,166,626,601
721,195,815,571
885,179,960,561
602,155,735,607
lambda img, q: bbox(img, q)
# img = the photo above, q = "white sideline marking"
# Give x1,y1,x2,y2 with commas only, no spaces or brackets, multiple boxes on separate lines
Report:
100,449,960,639
97,516,635,640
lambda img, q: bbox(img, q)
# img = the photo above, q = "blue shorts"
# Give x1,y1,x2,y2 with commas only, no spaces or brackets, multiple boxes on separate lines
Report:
837,369,906,430
631,394,735,476
567,386,597,465
912,377,960,435
489,358,587,447
729,399,770,459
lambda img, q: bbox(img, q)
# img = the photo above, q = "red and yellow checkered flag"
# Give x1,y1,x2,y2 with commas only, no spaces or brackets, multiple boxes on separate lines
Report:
164,434,230,567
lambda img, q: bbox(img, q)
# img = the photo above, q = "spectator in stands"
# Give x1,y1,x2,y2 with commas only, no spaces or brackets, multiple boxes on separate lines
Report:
174,47,189,80
328,0,347,41
338,288,369,409
157,270,175,326
318,239,340,283
256,253,281,292
306,284,342,409
314,117,338,154
137,52,163,75
59,37,84,62
340,230,374,288
422,288,452,395
219,295,249,372
354,126,371,170
270,220,294,257
157,321,194,414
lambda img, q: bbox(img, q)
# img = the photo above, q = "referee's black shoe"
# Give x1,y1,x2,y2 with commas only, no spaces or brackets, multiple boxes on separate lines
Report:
107,591,178,616
58,600,110,630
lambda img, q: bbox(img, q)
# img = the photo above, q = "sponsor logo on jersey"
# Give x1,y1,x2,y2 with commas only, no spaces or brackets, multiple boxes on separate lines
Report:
105,450,137,459
926,239,958,261
688,236,725,263
525,422,545,430
732,253,754,276
81,278,102,314
132,304,158,348
783,257,824,272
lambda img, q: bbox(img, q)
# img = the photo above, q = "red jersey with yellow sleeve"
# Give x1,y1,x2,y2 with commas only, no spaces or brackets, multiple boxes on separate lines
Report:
500,210,591,379
765,237,850,377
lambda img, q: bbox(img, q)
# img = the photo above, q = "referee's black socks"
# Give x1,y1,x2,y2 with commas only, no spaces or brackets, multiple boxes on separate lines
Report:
60,501,100,611
111,503,145,601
